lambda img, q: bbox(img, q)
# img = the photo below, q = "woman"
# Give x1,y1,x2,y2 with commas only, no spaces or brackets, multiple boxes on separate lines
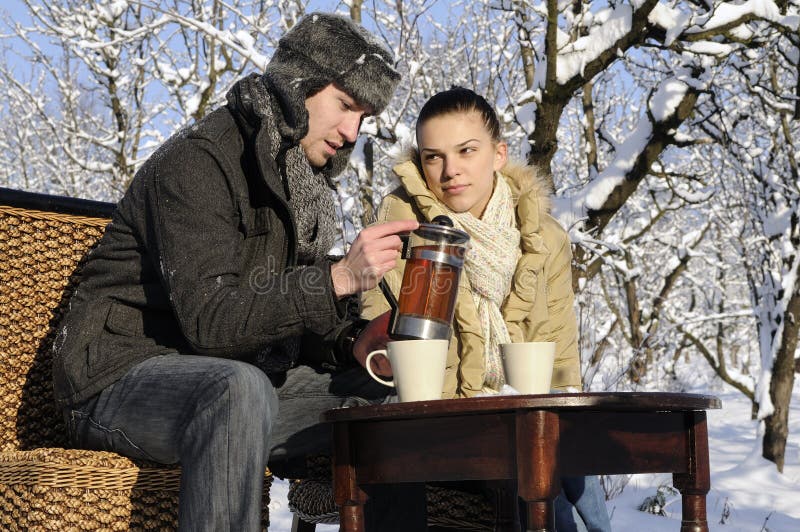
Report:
360,87,612,531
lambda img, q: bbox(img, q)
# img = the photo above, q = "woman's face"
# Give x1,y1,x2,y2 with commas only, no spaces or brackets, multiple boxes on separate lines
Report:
417,111,507,219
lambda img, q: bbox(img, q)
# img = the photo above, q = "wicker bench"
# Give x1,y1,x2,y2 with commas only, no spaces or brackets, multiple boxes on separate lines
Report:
0,187,273,530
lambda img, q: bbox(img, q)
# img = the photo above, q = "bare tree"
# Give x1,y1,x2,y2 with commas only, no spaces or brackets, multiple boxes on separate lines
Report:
0,0,283,197
490,0,797,465
700,51,798,470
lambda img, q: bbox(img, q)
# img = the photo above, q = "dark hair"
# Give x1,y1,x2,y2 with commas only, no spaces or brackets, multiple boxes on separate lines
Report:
416,86,502,143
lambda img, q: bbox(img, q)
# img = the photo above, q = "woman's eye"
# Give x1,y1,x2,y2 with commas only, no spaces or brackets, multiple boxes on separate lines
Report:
462,146,476,154
424,154,441,162
340,100,351,111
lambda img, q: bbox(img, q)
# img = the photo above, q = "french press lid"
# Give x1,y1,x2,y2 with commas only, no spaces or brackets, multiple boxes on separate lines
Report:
414,216,470,244
401,215,470,261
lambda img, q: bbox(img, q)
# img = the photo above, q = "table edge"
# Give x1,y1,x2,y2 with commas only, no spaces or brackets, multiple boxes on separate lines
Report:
322,392,722,423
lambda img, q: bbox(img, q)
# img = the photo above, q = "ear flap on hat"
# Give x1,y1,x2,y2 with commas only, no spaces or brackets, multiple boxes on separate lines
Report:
263,48,331,142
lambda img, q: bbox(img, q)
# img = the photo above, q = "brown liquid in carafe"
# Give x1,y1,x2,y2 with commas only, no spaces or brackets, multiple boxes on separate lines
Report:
398,245,464,325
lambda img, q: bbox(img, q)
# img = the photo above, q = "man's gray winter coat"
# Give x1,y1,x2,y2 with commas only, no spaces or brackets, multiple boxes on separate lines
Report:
52,78,351,407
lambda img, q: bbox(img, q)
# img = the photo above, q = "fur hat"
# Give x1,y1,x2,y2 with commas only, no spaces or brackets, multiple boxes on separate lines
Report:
263,12,400,144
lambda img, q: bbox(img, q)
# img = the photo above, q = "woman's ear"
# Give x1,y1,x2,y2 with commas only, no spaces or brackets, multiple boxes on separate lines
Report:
493,141,508,171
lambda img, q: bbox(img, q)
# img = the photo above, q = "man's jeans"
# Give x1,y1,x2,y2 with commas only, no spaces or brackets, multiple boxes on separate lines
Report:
555,476,613,532
64,353,399,532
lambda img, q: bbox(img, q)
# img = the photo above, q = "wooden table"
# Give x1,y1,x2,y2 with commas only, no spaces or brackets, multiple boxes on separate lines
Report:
323,392,721,532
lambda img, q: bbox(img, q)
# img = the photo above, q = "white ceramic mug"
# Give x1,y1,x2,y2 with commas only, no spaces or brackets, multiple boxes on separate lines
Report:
365,339,449,402
500,341,556,395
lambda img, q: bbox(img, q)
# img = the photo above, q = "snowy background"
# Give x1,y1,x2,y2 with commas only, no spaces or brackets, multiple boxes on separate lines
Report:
1,1,799,530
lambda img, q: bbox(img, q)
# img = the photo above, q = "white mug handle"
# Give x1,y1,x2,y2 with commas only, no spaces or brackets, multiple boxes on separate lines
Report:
365,350,395,387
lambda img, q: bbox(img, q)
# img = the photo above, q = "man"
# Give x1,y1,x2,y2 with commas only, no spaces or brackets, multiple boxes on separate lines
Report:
52,12,417,531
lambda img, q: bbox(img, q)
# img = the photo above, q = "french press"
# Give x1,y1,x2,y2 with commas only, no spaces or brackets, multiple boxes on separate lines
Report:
380,215,470,340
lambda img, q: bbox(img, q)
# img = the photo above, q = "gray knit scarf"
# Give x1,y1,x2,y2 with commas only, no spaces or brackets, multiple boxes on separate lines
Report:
230,75,339,373
236,75,337,263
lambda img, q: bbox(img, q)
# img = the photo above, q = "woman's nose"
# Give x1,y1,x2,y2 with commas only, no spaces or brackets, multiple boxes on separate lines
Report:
443,158,460,179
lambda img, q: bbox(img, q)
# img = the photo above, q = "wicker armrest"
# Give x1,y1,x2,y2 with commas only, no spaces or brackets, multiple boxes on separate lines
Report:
0,447,273,531
0,448,181,491
0,447,182,530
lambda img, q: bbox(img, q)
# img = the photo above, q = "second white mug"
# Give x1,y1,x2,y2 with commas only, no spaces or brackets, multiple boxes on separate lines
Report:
365,339,448,402
501,341,556,395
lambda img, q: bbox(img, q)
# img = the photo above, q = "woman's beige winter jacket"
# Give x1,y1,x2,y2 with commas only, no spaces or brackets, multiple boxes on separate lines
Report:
361,157,582,398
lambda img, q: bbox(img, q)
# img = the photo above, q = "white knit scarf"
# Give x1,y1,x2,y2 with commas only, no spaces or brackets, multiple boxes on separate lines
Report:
449,174,521,392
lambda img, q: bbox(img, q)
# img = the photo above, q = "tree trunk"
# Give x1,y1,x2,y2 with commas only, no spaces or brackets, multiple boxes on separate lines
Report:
349,0,363,23
622,255,646,383
359,138,375,228
762,56,800,472
526,0,561,186
762,276,800,471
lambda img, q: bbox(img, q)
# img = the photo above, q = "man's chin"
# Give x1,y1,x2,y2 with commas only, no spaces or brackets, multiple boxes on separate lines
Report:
306,152,332,169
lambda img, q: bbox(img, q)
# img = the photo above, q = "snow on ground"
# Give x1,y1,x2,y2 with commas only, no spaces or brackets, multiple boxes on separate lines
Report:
267,380,800,531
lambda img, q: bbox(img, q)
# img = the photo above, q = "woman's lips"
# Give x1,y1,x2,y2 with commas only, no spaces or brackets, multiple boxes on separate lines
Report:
443,184,468,194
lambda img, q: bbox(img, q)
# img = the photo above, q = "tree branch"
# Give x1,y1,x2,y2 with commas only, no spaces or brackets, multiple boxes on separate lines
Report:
583,81,701,239
678,325,755,401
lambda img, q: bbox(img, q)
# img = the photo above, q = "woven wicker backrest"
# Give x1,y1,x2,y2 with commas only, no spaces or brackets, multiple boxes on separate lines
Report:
0,191,112,452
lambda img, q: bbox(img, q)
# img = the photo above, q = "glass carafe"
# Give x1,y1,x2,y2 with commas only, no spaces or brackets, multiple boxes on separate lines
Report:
390,219,469,340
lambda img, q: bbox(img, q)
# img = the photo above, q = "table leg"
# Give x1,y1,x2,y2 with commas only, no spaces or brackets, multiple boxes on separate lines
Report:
516,410,560,532
673,411,711,532
332,422,367,532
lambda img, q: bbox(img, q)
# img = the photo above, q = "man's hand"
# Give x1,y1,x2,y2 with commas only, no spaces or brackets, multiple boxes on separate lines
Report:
353,310,393,377
331,219,418,298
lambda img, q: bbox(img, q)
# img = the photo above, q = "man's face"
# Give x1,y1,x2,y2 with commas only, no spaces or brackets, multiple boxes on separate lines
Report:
301,84,370,168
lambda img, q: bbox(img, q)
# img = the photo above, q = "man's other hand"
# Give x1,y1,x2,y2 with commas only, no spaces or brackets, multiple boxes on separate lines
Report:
353,310,393,377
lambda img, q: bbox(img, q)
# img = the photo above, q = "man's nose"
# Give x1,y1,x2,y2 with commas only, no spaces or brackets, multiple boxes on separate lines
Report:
339,113,361,143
